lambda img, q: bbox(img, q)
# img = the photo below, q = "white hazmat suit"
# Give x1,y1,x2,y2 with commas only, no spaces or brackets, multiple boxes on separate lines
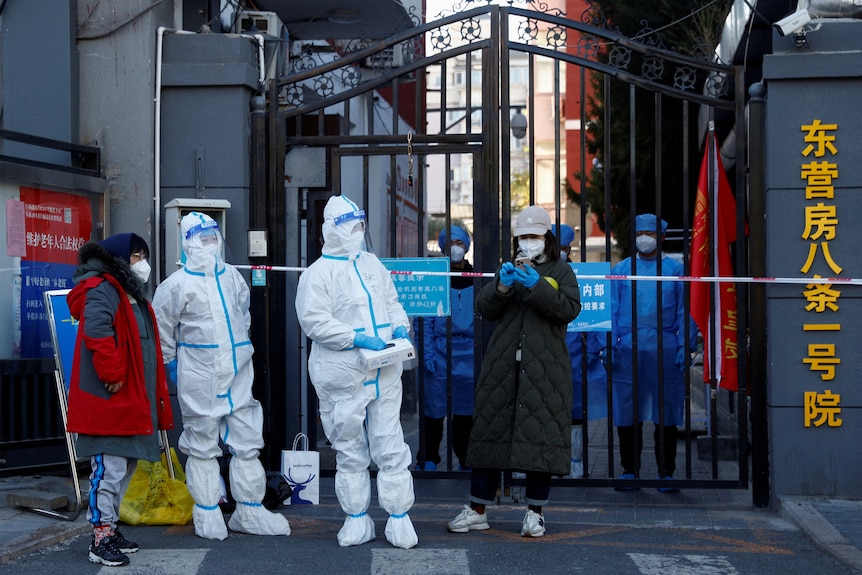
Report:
295,195,418,549
152,212,290,540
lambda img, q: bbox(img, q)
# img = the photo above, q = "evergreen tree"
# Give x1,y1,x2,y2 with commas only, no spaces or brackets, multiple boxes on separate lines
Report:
572,0,730,256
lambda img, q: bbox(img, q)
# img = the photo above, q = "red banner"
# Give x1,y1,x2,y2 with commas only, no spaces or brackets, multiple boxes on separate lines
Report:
21,187,91,265
690,134,739,391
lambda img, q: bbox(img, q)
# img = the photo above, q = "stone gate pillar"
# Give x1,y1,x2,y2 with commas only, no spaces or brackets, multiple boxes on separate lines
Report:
762,19,862,498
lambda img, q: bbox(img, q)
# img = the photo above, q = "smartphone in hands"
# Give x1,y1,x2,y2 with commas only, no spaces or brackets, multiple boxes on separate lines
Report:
514,256,532,269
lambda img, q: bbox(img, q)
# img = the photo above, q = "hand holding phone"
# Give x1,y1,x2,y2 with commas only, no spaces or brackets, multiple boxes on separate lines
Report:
515,256,532,269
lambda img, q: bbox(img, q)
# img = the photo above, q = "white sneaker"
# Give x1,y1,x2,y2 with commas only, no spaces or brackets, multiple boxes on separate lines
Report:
520,509,545,537
447,505,490,533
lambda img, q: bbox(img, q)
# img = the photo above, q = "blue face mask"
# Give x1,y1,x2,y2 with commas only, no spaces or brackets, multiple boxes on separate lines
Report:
636,235,657,254
449,245,466,263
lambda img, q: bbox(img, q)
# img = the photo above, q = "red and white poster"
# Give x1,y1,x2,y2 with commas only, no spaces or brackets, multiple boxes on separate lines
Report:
19,187,92,358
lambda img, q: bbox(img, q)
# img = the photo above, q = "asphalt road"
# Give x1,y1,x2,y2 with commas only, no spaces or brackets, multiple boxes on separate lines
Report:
1,498,854,575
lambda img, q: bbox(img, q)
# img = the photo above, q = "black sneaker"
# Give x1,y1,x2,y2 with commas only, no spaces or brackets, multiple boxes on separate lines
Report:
88,535,130,567
113,528,139,553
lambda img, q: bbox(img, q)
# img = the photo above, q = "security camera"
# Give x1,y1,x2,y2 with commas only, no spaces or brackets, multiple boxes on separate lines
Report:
774,9,811,37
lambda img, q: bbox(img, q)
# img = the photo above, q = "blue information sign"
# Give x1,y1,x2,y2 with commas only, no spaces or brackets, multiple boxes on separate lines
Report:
380,257,451,317
568,261,611,332
43,289,77,391
251,268,266,286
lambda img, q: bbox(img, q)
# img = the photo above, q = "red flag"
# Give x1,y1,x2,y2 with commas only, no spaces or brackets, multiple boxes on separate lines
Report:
690,133,739,391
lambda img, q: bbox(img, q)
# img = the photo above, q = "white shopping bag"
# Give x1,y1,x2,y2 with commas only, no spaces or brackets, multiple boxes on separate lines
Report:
281,433,319,505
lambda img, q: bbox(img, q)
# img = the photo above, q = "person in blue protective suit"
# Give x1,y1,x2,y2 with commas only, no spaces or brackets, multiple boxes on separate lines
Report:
553,222,608,478
417,225,475,471
295,194,418,549
610,214,696,492
152,212,291,540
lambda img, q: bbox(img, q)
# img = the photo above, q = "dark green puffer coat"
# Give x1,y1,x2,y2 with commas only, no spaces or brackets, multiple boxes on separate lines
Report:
465,258,580,475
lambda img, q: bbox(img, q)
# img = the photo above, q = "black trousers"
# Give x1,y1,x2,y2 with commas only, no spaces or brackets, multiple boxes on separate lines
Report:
420,415,473,467
617,423,679,477
469,467,551,506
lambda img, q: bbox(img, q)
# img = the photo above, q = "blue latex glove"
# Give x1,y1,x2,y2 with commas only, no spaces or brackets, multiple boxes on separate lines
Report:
354,333,387,351
393,325,411,343
499,262,516,287
166,359,178,384
513,264,540,288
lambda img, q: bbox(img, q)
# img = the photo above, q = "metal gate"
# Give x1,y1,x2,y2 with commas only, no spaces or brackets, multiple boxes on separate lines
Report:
264,2,750,492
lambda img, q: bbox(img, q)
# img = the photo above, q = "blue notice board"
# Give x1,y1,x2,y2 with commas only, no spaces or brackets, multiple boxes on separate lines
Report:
568,262,611,332
380,257,451,317
43,289,77,391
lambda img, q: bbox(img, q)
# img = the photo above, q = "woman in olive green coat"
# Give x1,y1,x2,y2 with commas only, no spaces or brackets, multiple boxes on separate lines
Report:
448,205,580,538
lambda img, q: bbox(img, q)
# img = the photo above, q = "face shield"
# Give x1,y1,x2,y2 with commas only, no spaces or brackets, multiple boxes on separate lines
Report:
182,214,224,270
334,209,373,254
334,209,366,234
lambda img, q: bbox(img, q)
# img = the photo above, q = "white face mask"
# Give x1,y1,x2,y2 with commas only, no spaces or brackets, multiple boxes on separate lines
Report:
636,235,658,254
560,250,568,260
337,226,365,255
199,243,221,260
518,237,545,259
131,259,151,283
450,245,466,263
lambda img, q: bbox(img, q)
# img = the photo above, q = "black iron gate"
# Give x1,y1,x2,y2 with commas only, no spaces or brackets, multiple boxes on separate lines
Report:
262,2,751,492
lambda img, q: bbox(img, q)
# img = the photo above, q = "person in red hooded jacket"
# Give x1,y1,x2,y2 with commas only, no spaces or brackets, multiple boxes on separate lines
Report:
66,233,173,567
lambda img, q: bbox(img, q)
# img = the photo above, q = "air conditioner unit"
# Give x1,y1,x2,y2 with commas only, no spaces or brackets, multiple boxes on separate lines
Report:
363,46,404,69
238,10,283,36
238,11,288,84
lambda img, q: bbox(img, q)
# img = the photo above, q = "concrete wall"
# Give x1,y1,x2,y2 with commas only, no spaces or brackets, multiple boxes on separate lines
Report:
763,19,862,498
76,0,176,248
75,3,255,281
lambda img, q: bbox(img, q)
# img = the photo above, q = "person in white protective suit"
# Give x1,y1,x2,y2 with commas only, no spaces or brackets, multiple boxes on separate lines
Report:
295,194,418,549
152,212,291,541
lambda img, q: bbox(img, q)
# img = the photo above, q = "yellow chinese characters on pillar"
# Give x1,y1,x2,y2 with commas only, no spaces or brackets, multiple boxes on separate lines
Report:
799,120,844,430
801,160,838,199
804,389,842,427
802,343,840,381
801,119,838,157
803,277,840,312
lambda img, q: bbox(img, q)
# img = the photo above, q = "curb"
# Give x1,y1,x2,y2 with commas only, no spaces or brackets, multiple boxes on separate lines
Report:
0,517,89,565
780,497,862,573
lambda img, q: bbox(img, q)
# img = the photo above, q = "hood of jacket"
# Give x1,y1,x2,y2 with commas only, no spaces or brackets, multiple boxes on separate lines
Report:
72,241,147,303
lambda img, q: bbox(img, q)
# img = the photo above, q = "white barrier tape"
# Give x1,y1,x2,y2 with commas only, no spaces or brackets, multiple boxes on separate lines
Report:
5,263,849,286
234,264,862,285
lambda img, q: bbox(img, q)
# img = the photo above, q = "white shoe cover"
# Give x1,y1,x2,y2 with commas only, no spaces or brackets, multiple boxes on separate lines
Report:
226,457,290,536
228,503,291,536
337,513,376,547
192,505,228,541
186,457,228,541
385,513,418,549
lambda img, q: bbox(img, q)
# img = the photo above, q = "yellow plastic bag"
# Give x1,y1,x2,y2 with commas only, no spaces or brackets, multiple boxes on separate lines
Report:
120,448,194,525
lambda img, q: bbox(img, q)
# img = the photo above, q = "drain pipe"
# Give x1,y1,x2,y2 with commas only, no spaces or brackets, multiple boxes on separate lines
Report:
154,28,265,282
247,33,266,88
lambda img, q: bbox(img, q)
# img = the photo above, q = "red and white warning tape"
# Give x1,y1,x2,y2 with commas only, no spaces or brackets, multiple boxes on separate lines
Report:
234,264,861,285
